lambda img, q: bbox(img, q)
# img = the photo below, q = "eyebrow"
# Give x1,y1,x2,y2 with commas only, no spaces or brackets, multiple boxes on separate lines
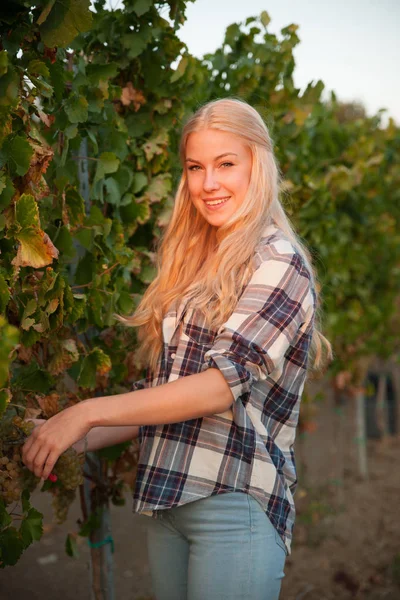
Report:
185,152,238,163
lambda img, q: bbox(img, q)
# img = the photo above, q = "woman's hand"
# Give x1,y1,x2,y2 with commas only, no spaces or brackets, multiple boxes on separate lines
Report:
22,403,91,481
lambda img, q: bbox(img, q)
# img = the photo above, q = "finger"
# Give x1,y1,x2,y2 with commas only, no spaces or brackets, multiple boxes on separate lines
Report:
22,436,44,473
22,425,44,468
32,446,53,479
41,450,60,481
22,436,38,470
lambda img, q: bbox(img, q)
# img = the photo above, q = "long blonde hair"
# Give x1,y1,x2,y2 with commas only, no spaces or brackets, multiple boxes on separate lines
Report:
116,98,333,376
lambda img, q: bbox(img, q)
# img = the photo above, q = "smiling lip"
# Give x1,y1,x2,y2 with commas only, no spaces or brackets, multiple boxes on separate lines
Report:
203,196,231,211
203,197,230,201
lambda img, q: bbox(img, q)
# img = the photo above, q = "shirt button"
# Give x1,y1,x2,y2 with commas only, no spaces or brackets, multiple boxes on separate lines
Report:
170,352,176,359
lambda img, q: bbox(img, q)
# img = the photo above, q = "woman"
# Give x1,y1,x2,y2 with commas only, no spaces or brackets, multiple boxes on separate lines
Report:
23,98,332,600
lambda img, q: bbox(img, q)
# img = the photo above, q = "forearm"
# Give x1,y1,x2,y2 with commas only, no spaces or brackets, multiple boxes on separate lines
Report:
82,368,233,428
73,424,140,453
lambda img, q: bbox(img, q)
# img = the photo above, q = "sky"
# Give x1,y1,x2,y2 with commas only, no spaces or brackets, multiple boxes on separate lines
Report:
170,0,399,125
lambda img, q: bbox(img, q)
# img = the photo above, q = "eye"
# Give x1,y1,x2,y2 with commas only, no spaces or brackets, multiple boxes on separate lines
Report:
220,162,234,168
188,165,200,171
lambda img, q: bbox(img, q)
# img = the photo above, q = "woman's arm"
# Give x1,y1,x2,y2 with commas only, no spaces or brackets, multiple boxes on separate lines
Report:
73,424,140,453
29,419,139,454
22,368,233,480
81,367,234,429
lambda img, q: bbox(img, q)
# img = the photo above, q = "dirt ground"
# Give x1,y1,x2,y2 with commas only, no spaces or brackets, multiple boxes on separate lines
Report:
1,395,400,600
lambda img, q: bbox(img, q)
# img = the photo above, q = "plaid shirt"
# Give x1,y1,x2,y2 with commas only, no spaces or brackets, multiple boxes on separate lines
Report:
131,222,316,555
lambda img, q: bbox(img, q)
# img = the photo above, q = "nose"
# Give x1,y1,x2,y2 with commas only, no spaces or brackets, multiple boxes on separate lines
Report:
203,168,220,192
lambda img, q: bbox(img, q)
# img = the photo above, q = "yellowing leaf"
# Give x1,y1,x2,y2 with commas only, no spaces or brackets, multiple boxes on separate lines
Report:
37,0,56,25
36,392,60,418
144,173,172,204
142,130,169,161
78,348,111,389
25,140,53,185
12,229,59,268
0,388,12,418
21,317,35,331
46,298,59,315
120,82,146,110
12,195,59,269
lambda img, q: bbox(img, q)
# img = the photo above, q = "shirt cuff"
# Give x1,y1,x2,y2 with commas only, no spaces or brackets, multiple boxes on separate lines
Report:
201,348,265,402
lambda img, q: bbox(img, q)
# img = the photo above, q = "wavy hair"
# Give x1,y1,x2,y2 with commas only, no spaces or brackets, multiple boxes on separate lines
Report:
116,98,333,376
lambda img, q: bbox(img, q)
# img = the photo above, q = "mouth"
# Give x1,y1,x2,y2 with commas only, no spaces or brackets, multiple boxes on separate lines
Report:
203,196,231,210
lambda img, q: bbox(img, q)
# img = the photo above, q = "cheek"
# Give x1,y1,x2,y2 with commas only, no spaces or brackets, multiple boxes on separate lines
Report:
231,172,250,198
187,176,201,198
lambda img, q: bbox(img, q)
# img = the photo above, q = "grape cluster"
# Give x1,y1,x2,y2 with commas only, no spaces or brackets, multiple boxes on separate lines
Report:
0,416,37,505
0,452,24,504
0,416,84,521
50,487,77,524
53,448,85,490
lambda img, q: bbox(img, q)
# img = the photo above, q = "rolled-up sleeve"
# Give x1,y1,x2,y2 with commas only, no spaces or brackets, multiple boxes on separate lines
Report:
200,245,313,402
131,378,147,392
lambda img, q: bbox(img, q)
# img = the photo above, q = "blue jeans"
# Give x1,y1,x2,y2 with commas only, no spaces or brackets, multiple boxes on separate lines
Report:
142,491,287,600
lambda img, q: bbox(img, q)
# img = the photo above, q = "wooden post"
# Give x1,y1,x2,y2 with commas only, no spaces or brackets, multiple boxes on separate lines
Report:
375,372,389,439
355,389,369,480
76,139,115,599
332,387,346,508
82,453,115,600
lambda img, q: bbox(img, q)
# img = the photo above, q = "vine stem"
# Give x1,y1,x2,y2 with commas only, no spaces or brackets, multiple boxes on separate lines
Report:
71,262,120,290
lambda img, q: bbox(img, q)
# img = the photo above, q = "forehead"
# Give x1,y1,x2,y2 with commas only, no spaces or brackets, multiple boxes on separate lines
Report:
185,129,247,157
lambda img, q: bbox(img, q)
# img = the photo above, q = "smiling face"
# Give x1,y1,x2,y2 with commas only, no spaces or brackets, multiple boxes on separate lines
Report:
185,129,252,228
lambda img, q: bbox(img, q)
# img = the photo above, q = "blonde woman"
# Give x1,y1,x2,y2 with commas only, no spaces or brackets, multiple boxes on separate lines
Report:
23,98,332,600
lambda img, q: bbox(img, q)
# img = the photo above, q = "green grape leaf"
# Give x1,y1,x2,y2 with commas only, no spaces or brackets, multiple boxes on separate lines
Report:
1,136,33,177
0,499,12,528
260,11,271,27
0,67,19,122
78,348,112,390
104,177,121,205
65,533,79,558
117,290,134,314
132,0,152,17
0,527,25,567
0,274,10,314
64,124,78,139
55,225,76,257
0,317,19,388
86,62,119,84
39,0,93,48
65,188,85,226
94,152,120,184
120,31,149,59
69,294,87,322
64,93,89,123
0,173,15,210
170,55,189,83
0,388,11,418
97,441,130,461
12,361,53,393
120,196,150,225
132,172,147,194
0,50,8,77
20,508,43,548
27,60,50,78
